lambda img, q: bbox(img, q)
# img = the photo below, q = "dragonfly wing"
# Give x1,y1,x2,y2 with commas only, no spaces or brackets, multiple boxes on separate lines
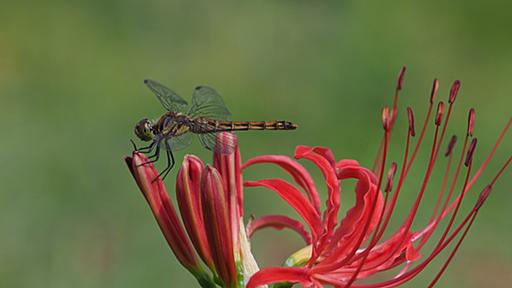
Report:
166,133,193,151
144,79,188,112
188,85,231,120
197,132,236,154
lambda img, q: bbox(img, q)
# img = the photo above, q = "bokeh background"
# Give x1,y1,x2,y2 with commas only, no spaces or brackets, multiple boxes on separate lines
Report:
1,1,511,287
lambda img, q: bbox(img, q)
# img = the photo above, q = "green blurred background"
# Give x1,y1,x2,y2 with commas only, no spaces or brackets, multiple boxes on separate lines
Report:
1,1,510,287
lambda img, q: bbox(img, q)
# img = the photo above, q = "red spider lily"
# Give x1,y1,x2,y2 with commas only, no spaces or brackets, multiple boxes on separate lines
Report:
125,133,260,288
244,68,511,287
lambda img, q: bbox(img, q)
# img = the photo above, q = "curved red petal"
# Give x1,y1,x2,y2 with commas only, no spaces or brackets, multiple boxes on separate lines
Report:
247,214,312,244
316,165,384,271
336,159,360,169
244,179,321,237
243,155,321,213
247,267,311,288
294,146,340,256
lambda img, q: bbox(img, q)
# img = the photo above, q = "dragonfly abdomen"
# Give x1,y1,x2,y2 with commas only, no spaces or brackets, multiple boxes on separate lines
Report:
206,120,298,132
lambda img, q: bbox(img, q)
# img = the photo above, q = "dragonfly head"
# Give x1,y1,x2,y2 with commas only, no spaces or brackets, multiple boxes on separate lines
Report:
134,118,155,141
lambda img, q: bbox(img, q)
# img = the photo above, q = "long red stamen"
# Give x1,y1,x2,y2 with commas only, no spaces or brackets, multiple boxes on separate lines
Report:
416,136,457,250
343,164,398,287
357,115,415,273
373,68,406,172
372,110,442,269
315,109,391,273
467,117,511,189
427,208,478,287
416,109,475,245
405,79,438,175
434,82,460,159
350,194,484,288
373,125,411,242
434,139,475,250
442,117,511,216
489,156,512,187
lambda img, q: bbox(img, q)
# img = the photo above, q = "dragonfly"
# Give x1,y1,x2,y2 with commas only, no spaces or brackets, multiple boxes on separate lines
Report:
133,79,298,180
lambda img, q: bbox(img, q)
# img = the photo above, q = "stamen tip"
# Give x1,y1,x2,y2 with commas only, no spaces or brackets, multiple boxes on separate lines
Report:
382,107,390,131
476,185,492,210
468,108,476,136
445,135,458,157
465,138,478,167
449,80,461,103
407,107,416,137
430,78,439,103
435,101,445,126
397,66,406,91
385,162,398,192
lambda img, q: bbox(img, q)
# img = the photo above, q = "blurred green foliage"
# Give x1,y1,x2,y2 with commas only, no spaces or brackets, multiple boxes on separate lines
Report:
0,1,510,287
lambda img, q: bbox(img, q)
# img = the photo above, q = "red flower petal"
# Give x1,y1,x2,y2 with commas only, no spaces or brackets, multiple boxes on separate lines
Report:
315,164,384,272
247,214,312,244
244,179,321,238
243,155,321,213
294,146,340,258
247,267,312,288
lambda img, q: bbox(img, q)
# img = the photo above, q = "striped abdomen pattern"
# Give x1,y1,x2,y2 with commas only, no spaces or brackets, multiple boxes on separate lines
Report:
196,119,298,133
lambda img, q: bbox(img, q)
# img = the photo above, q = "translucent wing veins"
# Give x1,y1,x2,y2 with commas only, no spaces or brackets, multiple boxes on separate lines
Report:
188,85,231,120
144,79,188,112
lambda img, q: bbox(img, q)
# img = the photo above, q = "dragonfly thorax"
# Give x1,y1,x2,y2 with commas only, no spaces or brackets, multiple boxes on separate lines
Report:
155,112,191,137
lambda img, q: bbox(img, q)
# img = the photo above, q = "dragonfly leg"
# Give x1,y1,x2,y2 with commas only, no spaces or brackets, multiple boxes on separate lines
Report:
147,144,160,162
130,139,138,151
138,142,161,166
155,141,175,182
138,141,156,153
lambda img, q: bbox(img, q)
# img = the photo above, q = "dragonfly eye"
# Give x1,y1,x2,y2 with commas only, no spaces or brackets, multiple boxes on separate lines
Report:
134,118,154,141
